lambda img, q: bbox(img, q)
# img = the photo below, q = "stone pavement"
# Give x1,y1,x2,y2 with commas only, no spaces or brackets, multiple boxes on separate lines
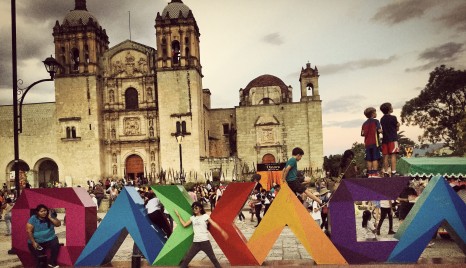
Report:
0,209,464,267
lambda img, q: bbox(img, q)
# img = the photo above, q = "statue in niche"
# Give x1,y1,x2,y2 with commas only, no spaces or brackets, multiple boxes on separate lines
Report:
124,117,140,135
138,57,148,73
151,163,156,175
112,153,117,163
113,165,117,175
149,126,154,137
151,151,155,161
147,87,152,100
111,128,116,139
109,90,115,103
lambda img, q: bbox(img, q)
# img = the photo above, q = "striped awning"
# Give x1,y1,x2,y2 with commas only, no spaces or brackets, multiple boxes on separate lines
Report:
397,157,466,177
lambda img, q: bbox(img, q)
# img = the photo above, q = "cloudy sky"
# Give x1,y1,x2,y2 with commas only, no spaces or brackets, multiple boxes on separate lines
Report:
1,0,465,156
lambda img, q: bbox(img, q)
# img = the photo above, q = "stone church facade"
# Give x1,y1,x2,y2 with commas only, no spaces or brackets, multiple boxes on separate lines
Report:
0,0,323,187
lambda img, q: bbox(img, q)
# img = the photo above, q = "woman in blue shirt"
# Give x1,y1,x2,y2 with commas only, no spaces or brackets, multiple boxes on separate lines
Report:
26,204,61,268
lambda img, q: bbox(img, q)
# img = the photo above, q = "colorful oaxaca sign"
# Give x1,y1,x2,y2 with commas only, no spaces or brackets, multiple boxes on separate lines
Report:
11,176,466,266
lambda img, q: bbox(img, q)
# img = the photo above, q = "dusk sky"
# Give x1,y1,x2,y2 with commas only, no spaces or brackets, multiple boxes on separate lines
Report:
1,0,465,156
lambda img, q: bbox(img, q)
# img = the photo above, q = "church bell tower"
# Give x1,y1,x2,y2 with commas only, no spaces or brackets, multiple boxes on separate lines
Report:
155,0,207,175
51,0,109,181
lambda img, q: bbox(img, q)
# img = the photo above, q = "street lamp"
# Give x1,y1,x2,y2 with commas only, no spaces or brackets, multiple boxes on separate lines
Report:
12,56,60,197
175,131,184,184
11,0,61,197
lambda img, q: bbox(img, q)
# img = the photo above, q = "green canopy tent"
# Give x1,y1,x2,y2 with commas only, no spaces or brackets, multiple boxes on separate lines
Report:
397,157,466,177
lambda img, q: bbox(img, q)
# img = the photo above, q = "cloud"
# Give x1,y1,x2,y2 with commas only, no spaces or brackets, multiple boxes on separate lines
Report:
320,56,397,75
323,95,366,113
261,32,284,45
437,3,466,32
371,0,439,25
323,118,362,129
406,42,464,72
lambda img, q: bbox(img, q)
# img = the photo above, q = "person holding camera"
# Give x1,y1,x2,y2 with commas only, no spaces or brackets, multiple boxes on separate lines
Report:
26,204,61,268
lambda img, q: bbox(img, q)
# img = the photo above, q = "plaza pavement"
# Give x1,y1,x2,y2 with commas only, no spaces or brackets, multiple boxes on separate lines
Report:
0,208,464,267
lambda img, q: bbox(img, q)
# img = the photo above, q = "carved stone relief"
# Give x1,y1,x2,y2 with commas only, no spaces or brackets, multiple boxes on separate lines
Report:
124,117,141,135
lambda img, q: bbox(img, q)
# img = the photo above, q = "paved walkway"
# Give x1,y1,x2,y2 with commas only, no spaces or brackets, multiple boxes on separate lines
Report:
0,209,464,267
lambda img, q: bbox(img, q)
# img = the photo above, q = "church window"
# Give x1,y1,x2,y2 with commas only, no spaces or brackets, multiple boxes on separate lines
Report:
223,123,230,135
306,83,314,95
185,47,190,64
176,121,187,134
71,127,77,138
66,127,71,138
171,40,181,65
181,121,187,134
84,44,90,64
260,98,274,105
71,48,80,71
162,48,167,58
125,87,139,109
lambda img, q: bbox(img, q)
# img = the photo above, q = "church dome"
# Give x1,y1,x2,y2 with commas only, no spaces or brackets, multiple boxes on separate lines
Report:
62,0,99,27
63,10,99,26
162,0,192,19
243,74,289,95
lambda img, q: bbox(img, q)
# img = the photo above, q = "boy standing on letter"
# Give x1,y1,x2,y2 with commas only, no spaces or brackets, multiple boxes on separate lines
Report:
361,107,382,178
380,102,400,177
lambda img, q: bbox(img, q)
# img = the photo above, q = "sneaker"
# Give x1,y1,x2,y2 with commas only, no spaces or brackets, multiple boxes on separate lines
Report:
388,230,396,235
48,265,59,268
372,173,381,178
391,172,400,177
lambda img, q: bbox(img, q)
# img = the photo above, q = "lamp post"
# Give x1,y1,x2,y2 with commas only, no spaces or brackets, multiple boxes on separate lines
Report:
175,132,184,184
11,0,61,197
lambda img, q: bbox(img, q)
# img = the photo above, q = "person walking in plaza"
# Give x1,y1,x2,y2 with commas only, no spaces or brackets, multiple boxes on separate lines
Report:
26,204,61,268
175,202,228,268
93,183,105,209
108,185,119,208
282,147,323,205
2,198,14,236
339,149,358,179
309,192,322,227
380,102,400,177
362,210,378,241
397,181,418,223
376,200,396,235
319,188,331,231
361,107,382,178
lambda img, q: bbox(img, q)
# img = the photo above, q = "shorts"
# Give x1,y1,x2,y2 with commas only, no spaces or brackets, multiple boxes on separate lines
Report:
365,145,382,161
287,179,306,194
382,142,400,155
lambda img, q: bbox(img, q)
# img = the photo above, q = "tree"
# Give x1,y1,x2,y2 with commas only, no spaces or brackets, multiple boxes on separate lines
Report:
350,142,366,175
401,65,466,155
323,154,342,178
397,131,416,157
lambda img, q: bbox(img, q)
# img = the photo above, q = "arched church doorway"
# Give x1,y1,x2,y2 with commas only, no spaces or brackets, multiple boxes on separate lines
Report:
38,160,59,188
262,154,276,164
125,154,144,180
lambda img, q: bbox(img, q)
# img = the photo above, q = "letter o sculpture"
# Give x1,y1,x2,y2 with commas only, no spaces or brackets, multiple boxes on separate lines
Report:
12,187,97,267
